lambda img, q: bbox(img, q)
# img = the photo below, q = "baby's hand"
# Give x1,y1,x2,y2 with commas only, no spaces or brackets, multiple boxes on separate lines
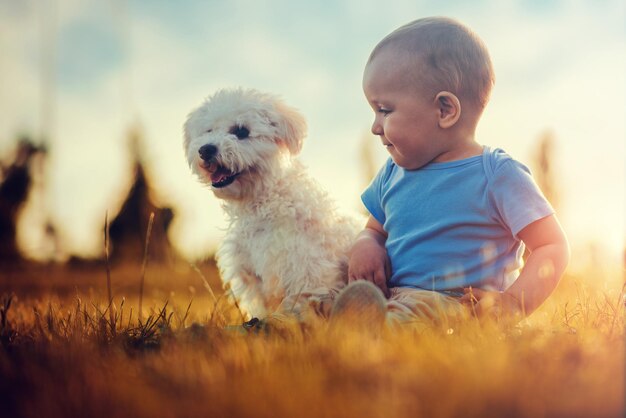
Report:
460,288,523,320
348,234,391,298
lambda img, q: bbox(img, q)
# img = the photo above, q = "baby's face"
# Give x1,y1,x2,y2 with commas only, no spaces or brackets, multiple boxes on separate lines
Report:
363,50,447,170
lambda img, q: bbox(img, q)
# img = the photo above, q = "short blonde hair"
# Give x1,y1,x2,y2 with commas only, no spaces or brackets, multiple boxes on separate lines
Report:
369,17,495,109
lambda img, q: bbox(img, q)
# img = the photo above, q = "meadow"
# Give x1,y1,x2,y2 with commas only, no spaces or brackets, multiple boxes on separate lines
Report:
0,259,623,418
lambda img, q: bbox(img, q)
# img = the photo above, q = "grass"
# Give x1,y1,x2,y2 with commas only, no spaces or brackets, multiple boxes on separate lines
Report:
0,260,623,418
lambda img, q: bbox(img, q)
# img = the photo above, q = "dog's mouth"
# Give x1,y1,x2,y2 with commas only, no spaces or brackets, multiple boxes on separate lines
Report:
201,161,241,188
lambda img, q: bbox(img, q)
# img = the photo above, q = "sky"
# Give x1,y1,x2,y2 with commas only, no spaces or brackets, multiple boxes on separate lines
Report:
0,0,624,269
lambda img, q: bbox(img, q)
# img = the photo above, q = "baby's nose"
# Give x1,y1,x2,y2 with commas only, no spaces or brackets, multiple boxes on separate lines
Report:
371,120,383,136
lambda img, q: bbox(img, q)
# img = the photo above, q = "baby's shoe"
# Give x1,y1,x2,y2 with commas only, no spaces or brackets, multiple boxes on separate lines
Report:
329,280,387,336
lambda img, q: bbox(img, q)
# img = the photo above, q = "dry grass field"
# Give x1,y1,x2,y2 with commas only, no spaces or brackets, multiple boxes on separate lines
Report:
0,260,623,418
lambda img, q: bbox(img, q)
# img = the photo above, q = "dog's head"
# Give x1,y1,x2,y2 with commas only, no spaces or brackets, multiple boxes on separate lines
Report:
183,88,307,200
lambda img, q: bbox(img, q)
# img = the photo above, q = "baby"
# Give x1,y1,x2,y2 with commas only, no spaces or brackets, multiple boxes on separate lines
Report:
340,17,570,327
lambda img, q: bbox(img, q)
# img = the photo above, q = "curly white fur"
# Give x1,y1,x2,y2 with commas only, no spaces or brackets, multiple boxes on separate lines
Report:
184,88,362,318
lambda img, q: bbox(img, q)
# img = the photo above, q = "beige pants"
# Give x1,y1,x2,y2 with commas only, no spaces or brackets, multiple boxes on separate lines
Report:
278,284,468,330
385,287,468,330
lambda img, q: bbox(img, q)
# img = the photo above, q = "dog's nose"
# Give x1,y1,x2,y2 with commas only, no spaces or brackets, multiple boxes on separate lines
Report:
198,144,218,161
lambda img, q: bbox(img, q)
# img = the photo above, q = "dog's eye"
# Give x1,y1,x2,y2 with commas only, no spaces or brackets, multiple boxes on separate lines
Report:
229,125,250,140
206,129,212,133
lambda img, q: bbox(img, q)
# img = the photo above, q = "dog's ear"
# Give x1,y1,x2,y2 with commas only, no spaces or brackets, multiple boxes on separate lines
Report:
272,101,307,155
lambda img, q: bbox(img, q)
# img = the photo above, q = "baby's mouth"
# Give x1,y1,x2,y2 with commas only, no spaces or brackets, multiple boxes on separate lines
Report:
201,161,241,188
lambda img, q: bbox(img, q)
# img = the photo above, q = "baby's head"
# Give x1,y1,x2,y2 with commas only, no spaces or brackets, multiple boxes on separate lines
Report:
369,17,494,112
363,17,495,169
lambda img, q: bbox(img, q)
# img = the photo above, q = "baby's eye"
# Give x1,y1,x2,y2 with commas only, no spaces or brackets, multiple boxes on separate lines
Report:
377,107,391,115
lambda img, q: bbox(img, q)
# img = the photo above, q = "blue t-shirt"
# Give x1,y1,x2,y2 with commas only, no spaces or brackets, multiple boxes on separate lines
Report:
361,146,554,292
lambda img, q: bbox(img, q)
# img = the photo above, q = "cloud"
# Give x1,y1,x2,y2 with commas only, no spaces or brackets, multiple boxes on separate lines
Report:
57,20,125,89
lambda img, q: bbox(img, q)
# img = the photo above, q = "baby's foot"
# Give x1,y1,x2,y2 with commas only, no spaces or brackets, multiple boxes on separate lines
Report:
329,280,387,336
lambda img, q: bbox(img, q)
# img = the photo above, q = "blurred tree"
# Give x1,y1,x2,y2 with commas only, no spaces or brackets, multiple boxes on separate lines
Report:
0,139,44,265
107,124,174,265
532,130,560,212
108,163,174,264
358,132,378,215
359,132,378,186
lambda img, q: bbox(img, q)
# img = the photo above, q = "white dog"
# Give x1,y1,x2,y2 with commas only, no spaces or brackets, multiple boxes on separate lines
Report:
184,88,362,319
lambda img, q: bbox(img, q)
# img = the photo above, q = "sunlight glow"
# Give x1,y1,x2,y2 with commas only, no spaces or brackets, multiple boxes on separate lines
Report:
0,0,624,268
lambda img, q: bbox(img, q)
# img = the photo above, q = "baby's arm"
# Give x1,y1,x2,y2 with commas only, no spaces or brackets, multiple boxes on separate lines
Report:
462,214,570,318
348,215,391,297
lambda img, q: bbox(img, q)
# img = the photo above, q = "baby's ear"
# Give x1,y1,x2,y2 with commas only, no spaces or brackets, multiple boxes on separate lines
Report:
435,91,461,129
272,101,307,155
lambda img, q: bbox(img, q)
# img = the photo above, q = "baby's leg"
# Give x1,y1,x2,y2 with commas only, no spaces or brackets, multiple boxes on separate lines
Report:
270,285,468,333
386,287,468,331
274,284,346,321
